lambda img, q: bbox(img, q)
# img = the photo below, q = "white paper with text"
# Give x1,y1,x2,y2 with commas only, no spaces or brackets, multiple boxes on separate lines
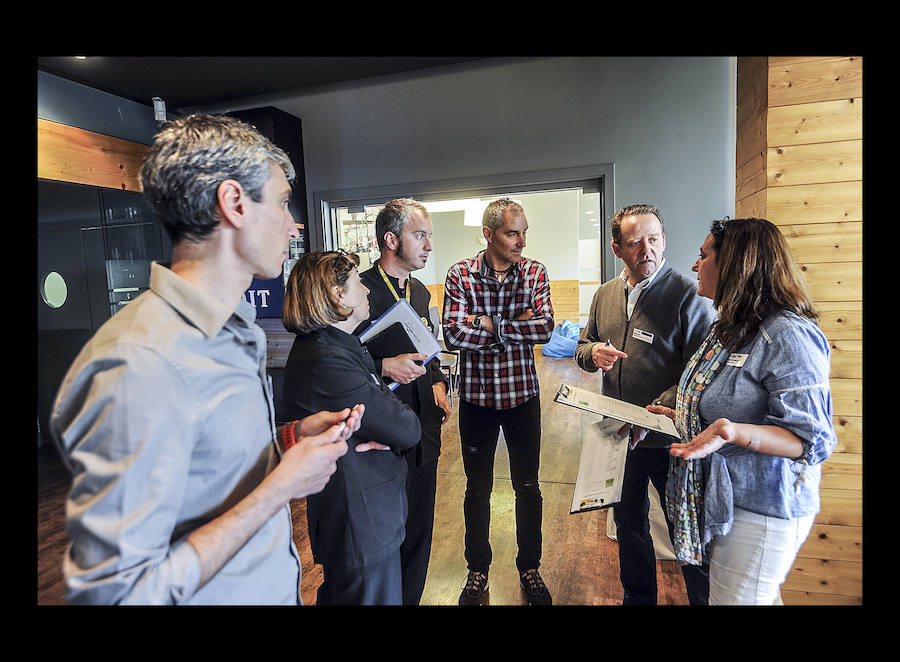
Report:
570,416,629,512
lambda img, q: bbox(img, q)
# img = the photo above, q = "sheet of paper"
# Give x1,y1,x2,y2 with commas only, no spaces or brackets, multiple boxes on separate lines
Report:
554,383,679,438
570,416,629,513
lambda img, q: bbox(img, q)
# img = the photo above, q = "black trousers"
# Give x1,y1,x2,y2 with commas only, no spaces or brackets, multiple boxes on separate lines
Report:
613,445,709,605
459,396,543,574
399,455,438,605
316,553,403,606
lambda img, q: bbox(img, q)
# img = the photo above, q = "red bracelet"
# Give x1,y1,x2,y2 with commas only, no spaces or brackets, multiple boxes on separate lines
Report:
279,421,300,452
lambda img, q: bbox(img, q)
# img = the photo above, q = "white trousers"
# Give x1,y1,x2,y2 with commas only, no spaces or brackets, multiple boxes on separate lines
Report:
708,506,815,605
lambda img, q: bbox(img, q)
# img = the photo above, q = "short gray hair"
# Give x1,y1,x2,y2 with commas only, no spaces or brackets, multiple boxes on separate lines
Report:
482,197,525,232
140,114,295,244
375,198,429,252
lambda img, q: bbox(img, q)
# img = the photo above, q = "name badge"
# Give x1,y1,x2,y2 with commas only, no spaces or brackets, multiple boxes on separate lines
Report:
726,353,748,367
632,328,654,344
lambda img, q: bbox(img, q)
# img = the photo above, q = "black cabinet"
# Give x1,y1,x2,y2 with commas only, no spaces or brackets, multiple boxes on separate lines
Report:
36,180,171,445
99,188,172,317
228,107,308,318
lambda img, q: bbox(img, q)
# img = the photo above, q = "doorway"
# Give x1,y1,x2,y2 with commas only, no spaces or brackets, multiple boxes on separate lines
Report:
312,165,615,327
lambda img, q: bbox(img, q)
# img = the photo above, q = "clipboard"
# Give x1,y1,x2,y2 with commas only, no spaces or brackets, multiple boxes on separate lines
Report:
358,299,442,391
554,383,680,439
363,321,419,360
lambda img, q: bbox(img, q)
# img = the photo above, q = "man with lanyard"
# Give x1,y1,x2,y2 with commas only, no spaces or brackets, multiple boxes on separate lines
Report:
354,198,451,606
574,203,714,605
442,196,555,606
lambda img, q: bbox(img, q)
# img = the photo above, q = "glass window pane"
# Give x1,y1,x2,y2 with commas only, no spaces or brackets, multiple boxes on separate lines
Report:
327,185,605,327
334,206,379,272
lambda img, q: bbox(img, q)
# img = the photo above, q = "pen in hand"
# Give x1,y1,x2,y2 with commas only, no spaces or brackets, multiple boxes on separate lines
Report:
595,338,627,372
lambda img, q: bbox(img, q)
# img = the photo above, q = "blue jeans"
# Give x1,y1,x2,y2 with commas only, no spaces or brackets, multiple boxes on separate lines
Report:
614,445,709,605
459,396,543,574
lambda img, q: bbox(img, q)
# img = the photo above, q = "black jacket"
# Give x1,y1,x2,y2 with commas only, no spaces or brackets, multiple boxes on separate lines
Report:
282,324,421,569
354,262,447,467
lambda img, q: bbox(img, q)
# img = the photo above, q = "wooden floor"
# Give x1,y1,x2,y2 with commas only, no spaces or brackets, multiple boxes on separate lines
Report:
36,352,690,606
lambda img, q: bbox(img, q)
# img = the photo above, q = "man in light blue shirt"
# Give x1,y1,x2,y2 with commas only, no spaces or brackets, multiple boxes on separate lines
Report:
51,115,359,605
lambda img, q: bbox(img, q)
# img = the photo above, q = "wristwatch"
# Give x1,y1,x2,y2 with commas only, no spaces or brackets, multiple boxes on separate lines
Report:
472,315,483,329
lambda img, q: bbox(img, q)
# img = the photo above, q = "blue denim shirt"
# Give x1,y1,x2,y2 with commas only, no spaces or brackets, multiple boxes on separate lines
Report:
697,311,836,537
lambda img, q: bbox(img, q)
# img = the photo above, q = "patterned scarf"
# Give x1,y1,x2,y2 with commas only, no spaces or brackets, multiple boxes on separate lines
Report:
665,331,729,566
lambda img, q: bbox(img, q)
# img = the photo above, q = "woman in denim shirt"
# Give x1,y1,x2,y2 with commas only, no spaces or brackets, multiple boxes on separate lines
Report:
647,218,836,605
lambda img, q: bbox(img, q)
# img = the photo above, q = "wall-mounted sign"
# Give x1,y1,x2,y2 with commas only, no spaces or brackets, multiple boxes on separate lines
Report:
245,276,285,318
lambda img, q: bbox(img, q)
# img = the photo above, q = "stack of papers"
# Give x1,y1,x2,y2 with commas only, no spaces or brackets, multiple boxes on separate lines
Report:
569,417,629,513
554,383,680,513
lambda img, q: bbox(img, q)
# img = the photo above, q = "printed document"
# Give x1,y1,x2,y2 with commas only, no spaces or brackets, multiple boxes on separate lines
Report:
554,383,679,438
570,416,629,512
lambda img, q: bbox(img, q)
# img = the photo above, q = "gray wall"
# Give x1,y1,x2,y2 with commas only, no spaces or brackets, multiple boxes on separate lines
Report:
205,56,737,277
39,57,737,278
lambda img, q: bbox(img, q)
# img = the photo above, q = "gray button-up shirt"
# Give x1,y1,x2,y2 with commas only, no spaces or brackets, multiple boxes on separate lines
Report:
51,262,301,605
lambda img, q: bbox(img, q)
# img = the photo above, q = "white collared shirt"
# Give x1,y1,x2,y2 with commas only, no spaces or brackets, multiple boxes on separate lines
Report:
619,258,666,320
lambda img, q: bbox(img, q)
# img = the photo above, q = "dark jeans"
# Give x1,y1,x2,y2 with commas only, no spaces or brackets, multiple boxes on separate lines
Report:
614,445,710,605
400,456,438,606
459,396,543,574
316,553,403,606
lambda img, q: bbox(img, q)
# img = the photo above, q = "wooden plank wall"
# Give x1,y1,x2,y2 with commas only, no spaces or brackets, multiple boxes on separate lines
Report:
37,118,148,191
736,56,862,605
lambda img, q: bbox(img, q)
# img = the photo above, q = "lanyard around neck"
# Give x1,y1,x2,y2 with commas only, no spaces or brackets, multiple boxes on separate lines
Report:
378,263,429,327
378,264,410,303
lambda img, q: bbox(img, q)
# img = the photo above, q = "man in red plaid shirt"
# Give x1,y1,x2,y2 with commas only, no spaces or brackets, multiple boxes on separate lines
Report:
442,197,555,605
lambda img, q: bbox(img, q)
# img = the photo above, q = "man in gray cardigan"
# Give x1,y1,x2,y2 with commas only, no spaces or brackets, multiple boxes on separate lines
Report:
575,204,715,605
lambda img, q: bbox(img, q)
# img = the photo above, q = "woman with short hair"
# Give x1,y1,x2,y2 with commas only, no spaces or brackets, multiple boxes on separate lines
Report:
282,250,421,605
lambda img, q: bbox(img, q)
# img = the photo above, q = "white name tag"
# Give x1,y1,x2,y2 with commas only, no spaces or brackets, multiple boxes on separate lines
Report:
632,328,654,344
726,353,748,367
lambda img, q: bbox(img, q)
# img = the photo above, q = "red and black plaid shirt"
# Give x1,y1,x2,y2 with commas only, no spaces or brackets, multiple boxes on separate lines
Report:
442,251,554,410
